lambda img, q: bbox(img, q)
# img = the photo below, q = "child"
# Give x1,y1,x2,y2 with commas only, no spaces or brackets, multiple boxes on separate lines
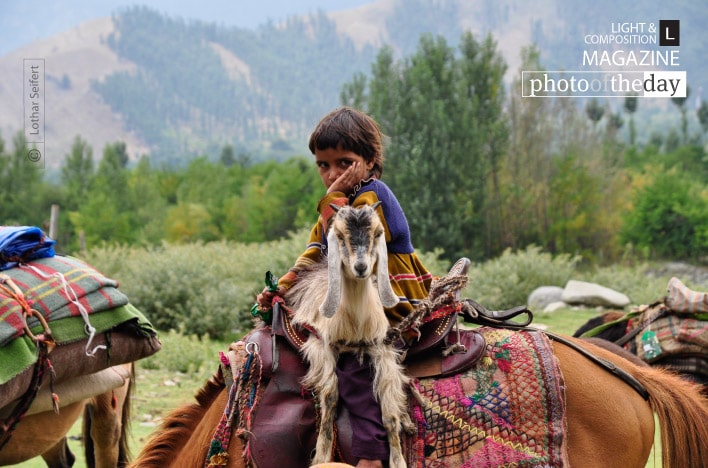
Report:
257,106,432,467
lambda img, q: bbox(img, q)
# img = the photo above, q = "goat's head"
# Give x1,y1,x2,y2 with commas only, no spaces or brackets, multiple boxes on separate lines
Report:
319,202,400,318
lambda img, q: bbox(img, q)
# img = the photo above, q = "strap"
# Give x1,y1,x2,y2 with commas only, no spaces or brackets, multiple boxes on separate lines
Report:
614,306,669,347
541,329,650,400
460,298,534,328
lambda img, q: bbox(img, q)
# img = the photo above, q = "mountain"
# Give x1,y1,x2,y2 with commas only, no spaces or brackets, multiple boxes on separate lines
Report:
0,0,704,168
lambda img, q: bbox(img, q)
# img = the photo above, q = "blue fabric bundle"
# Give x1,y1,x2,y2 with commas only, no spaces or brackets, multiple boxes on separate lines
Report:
0,226,56,271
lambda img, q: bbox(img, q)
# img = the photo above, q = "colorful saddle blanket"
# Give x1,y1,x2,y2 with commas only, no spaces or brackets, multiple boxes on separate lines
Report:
228,326,567,467
405,327,568,467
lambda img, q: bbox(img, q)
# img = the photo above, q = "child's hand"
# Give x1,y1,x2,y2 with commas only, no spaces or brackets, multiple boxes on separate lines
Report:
256,286,285,309
327,161,368,195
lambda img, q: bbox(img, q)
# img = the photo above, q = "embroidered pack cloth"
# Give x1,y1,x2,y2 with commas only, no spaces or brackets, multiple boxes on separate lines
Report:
0,226,55,271
406,327,568,467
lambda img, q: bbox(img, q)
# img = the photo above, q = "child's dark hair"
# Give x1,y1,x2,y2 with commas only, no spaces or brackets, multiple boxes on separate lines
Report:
308,107,384,178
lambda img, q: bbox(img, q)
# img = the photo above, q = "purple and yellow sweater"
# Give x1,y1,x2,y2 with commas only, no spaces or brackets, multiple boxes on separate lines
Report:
279,179,432,324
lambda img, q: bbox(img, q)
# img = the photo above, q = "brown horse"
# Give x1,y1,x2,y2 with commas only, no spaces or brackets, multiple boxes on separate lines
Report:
131,335,708,468
0,362,134,468
575,310,708,392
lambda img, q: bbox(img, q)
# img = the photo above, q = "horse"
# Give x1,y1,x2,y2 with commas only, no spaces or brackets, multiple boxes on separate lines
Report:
574,310,708,393
130,331,708,468
0,362,134,468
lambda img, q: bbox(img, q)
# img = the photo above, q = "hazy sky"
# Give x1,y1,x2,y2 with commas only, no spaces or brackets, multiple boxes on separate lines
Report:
0,0,373,56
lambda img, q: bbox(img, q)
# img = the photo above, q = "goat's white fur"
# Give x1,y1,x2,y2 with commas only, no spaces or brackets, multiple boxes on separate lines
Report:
287,204,412,467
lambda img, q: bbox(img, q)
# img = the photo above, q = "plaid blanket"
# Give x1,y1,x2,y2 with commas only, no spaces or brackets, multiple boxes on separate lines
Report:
0,255,129,347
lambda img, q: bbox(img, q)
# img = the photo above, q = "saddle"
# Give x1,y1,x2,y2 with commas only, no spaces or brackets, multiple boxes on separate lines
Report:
227,258,535,467
233,305,487,467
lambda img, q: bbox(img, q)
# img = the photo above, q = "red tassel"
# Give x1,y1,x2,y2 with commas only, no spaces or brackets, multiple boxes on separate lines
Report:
52,393,60,414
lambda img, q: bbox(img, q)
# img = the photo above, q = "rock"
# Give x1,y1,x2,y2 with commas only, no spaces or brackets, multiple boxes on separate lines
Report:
528,286,564,310
561,280,630,308
543,301,568,313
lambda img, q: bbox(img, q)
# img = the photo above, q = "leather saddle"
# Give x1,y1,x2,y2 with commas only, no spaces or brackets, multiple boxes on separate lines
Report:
239,258,490,467
240,311,486,467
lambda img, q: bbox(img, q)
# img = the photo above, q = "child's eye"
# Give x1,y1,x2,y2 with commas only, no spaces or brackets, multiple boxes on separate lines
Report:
316,162,328,169
340,160,353,167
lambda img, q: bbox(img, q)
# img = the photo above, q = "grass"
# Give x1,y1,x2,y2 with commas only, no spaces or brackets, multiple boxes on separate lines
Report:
8,308,663,467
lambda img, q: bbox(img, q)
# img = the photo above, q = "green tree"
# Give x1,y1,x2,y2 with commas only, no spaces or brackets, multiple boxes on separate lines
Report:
0,132,48,227
624,94,638,146
61,135,95,210
620,168,708,259
504,48,628,260
70,142,134,247
671,86,690,143
585,98,605,127
697,100,708,142
361,32,508,260
128,156,169,244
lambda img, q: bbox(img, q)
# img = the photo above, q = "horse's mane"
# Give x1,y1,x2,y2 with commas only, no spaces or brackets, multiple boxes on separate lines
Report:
130,369,226,467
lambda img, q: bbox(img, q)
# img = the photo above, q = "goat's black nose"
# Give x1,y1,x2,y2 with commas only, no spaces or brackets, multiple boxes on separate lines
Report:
354,262,367,276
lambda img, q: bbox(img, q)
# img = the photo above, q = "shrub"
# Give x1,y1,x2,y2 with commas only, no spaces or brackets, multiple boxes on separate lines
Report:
463,245,581,310
81,231,448,340
81,230,312,339
620,168,708,259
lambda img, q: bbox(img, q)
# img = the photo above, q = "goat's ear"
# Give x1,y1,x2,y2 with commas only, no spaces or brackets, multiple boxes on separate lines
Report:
375,233,399,308
319,229,342,318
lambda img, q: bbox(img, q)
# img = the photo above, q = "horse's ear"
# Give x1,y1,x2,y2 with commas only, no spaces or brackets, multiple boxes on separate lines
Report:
319,229,342,318
376,233,399,308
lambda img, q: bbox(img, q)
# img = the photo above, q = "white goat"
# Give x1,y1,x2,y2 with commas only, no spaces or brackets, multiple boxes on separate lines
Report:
286,203,412,468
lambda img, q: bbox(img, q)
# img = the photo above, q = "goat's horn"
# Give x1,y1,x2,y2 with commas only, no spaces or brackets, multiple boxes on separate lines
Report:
371,201,382,210
329,203,341,212
319,229,342,318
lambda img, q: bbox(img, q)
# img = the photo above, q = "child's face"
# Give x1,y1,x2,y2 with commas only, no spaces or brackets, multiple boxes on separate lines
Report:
315,146,375,193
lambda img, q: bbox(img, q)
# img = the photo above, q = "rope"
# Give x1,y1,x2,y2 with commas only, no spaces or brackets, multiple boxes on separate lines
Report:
205,340,264,468
0,274,60,448
384,273,468,346
21,263,107,356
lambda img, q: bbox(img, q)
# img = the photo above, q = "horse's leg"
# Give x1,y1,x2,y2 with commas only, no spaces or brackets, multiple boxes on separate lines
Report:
0,400,84,466
41,437,76,468
369,345,410,468
555,338,657,468
84,365,132,468
301,338,338,464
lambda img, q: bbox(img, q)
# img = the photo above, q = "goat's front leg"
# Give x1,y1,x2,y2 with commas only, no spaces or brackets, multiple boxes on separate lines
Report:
370,345,412,468
301,338,339,464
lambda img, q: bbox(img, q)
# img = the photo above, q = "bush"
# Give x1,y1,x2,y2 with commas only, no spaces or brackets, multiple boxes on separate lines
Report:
620,168,708,260
138,329,227,378
81,231,312,339
463,245,581,310
81,231,448,340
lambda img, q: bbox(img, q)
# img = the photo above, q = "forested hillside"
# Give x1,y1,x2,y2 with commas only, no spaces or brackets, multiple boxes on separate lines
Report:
0,0,706,266
88,0,706,165
93,7,378,164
